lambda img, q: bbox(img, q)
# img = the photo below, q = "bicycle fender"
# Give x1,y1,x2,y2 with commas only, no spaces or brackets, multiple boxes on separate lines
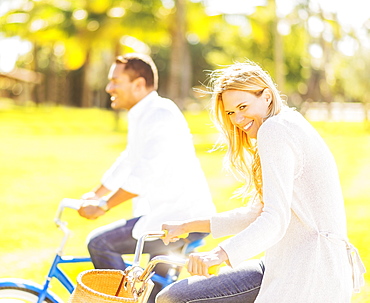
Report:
0,278,63,303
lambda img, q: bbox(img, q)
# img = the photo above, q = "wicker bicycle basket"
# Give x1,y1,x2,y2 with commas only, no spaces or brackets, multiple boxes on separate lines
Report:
68,269,139,303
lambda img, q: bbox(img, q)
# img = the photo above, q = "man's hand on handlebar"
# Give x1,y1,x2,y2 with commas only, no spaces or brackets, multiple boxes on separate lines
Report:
78,201,106,220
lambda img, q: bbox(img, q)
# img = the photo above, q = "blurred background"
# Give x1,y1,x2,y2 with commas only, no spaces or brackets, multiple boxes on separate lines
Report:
0,0,369,302
0,0,369,117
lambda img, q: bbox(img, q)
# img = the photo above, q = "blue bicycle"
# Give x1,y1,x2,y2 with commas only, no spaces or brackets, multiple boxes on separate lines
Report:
0,199,204,303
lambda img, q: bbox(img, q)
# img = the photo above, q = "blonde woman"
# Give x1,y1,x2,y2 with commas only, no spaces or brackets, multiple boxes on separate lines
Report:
158,61,365,303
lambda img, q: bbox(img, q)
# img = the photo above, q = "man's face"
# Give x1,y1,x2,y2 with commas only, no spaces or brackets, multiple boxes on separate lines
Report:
105,63,136,110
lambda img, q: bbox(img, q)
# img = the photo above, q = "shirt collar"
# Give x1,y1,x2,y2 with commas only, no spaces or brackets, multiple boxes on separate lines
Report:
128,91,158,119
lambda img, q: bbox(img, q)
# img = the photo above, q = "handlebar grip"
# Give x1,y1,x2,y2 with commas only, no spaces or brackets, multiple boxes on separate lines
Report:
55,198,85,223
162,230,189,239
208,265,220,276
60,198,85,210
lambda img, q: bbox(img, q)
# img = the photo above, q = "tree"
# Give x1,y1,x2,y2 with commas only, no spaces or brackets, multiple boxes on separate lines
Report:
2,0,369,113
167,0,191,109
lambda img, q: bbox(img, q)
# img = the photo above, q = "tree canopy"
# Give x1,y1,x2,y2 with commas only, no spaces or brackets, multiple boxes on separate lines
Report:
0,0,369,111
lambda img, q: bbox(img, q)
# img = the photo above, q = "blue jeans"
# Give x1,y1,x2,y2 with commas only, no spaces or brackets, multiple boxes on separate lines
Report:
86,217,209,303
156,258,264,303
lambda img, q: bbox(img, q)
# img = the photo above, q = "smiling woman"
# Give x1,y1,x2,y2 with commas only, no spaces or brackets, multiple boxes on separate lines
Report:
209,62,286,200
156,60,366,303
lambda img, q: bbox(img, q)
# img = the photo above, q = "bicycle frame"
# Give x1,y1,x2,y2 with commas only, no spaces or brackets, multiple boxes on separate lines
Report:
0,199,93,303
0,199,203,303
42,255,91,296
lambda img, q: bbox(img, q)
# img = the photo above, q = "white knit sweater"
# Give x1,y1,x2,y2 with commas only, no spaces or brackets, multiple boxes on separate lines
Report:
211,108,365,302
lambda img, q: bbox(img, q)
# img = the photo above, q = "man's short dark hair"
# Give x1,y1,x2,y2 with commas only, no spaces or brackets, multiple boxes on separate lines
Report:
116,53,158,90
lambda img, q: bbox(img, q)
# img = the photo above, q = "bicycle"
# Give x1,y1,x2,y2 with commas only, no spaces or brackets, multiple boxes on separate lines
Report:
0,198,205,303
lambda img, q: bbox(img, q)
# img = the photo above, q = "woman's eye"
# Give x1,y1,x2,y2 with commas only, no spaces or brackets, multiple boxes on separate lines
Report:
239,105,246,110
226,112,234,116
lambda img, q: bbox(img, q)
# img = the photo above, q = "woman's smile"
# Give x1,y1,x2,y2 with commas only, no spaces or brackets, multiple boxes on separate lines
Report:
243,121,253,132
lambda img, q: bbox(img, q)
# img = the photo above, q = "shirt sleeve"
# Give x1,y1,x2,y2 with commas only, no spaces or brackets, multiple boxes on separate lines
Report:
216,120,298,267
211,199,263,238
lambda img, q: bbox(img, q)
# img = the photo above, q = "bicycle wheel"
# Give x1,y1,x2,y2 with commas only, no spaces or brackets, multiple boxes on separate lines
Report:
0,286,54,303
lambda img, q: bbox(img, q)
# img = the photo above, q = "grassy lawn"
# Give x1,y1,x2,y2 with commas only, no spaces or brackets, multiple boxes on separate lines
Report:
0,103,369,302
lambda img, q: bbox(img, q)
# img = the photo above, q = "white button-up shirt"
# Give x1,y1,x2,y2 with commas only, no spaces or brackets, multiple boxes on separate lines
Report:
102,91,216,239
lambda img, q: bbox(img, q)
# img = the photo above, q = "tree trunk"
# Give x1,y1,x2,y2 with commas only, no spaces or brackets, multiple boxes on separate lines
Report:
81,50,91,107
271,0,285,92
167,0,191,109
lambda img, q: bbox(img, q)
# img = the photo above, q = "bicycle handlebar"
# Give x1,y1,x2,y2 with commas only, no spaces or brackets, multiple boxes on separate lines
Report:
55,198,84,223
132,231,220,278
53,199,87,254
54,199,220,276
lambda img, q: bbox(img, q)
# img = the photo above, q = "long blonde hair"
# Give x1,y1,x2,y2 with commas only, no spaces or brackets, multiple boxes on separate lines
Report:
209,61,286,202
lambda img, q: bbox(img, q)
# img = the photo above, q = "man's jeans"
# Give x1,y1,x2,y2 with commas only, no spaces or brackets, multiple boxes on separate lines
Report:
86,217,209,303
156,258,265,303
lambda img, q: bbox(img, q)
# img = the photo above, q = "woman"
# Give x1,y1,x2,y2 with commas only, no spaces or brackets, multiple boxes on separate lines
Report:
157,61,365,302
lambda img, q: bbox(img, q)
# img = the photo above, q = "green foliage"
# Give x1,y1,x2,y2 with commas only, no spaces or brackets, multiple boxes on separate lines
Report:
0,105,369,302
1,0,369,107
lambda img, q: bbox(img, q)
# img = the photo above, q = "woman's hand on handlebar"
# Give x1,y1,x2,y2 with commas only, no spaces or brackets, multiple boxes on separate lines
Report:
162,218,211,245
161,222,188,245
188,246,228,277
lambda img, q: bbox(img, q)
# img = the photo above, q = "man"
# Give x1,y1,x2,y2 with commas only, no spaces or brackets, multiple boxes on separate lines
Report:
78,53,216,302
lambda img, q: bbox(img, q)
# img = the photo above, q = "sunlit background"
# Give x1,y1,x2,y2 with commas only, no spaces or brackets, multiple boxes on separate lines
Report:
1,0,370,115
0,0,370,302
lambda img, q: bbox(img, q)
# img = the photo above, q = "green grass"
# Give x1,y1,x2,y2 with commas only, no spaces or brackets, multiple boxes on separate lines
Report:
0,103,369,302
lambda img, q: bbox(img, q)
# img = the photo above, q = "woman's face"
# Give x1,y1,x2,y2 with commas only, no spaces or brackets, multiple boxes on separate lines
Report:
222,89,271,139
